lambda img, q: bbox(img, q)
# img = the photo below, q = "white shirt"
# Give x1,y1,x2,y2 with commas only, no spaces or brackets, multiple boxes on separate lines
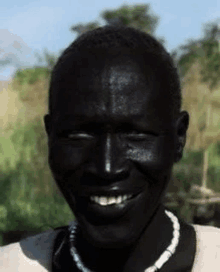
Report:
0,225,220,271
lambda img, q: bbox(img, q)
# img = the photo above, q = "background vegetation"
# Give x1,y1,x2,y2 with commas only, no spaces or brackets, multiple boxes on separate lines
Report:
1,3,220,245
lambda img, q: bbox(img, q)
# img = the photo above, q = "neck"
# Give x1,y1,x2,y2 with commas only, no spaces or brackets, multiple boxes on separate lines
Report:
75,205,173,272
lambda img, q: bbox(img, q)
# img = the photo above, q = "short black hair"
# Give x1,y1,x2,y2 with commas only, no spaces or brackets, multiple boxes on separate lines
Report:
49,25,181,118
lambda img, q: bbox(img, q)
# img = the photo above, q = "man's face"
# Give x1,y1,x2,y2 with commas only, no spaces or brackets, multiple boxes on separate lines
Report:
45,50,185,248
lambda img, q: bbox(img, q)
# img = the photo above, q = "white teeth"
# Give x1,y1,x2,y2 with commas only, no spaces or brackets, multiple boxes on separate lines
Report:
108,197,116,205
99,197,108,206
90,195,133,206
122,195,128,202
116,196,122,204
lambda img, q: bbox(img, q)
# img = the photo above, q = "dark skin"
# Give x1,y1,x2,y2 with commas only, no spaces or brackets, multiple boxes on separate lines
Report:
44,49,195,271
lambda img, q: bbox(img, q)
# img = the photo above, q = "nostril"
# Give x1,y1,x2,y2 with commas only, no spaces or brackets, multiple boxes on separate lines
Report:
102,168,130,181
83,169,130,185
84,155,130,183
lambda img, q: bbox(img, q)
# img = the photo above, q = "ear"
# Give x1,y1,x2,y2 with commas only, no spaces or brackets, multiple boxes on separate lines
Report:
174,111,189,163
44,114,51,136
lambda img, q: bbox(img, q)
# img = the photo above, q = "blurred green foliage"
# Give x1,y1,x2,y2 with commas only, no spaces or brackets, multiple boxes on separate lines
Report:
13,67,50,86
172,143,220,193
0,116,73,245
11,66,50,104
71,3,165,44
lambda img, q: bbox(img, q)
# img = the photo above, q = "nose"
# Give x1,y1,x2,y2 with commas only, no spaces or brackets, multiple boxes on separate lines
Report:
87,132,130,182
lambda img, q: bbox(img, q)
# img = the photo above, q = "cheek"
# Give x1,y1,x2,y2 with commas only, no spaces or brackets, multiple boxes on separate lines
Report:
127,137,175,173
48,142,87,173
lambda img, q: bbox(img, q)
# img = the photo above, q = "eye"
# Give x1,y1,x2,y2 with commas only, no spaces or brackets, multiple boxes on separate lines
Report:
124,131,157,141
67,133,94,140
67,133,92,139
59,131,94,141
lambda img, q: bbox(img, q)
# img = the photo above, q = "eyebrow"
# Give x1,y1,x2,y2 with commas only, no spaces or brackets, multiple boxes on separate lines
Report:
54,114,161,134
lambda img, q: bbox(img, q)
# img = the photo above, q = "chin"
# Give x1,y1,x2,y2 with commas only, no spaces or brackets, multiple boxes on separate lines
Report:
73,193,152,249
63,183,160,249
78,215,139,249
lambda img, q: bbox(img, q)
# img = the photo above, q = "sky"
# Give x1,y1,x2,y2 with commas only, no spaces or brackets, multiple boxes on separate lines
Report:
0,0,220,80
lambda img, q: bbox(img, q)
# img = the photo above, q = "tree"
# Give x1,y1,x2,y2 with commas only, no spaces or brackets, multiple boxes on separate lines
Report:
175,20,220,191
35,48,58,72
70,4,165,44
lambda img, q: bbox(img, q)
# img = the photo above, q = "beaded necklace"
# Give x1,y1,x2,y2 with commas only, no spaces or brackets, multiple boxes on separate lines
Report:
68,210,180,272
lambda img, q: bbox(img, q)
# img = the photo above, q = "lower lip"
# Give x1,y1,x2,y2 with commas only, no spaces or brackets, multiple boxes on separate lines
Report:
78,192,143,221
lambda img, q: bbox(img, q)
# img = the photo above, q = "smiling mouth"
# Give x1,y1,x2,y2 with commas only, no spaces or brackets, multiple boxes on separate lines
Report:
89,194,133,206
76,190,143,220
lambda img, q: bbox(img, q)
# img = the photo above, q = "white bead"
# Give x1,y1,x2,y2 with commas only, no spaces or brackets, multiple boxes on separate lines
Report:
77,263,83,269
165,210,171,216
164,250,172,259
155,251,172,269
174,222,179,230
167,244,175,254
171,218,178,226
172,235,179,245
174,223,180,231
173,229,179,238
145,266,157,272
74,254,79,262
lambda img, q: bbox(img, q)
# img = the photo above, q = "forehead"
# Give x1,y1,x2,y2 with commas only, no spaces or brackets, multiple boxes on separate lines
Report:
53,49,174,127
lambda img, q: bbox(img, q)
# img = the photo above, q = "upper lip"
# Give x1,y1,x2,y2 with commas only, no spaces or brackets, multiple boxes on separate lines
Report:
76,185,144,198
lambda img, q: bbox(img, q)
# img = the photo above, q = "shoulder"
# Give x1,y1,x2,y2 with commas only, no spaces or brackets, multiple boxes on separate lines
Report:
0,229,61,272
193,224,220,249
193,224,220,239
191,224,220,272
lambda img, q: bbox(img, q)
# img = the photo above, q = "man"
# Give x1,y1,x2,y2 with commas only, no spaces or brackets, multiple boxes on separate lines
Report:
1,25,220,272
